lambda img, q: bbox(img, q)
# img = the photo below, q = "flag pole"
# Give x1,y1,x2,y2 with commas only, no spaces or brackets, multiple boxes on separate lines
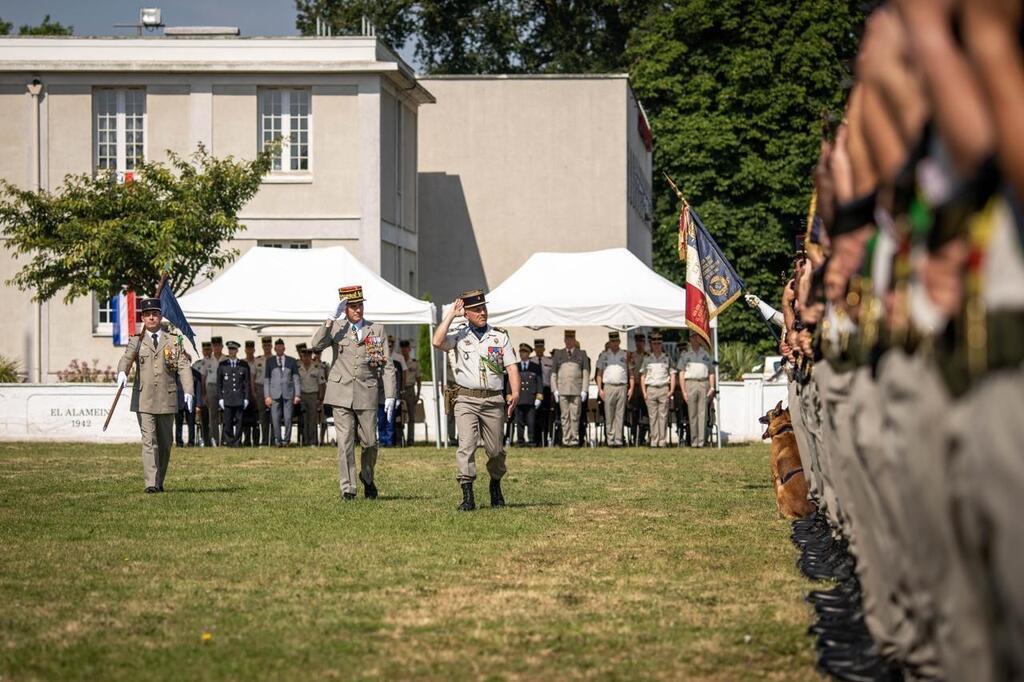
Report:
103,273,168,431
713,319,721,449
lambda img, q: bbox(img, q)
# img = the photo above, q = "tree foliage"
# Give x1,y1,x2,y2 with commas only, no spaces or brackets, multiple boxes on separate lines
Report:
17,15,73,35
0,146,275,302
0,18,12,35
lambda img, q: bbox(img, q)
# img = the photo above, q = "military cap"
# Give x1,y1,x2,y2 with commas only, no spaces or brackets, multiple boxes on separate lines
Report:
649,332,663,342
138,297,161,313
296,342,308,352
459,289,487,309
635,333,647,341
564,329,576,338
533,338,545,347
211,336,223,345
608,331,620,341
274,338,285,346
519,342,533,353
261,335,273,344
338,285,365,303
387,335,395,344
201,341,212,349
226,340,240,350
399,339,411,348
299,347,313,355
245,340,255,349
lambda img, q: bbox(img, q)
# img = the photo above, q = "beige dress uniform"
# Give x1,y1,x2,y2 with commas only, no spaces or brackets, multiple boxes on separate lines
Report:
677,348,713,447
640,352,672,447
310,319,396,495
118,330,194,489
202,354,223,445
298,361,326,446
596,349,629,446
252,354,269,445
551,348,590,446
438,323,515,482
402,357,421,444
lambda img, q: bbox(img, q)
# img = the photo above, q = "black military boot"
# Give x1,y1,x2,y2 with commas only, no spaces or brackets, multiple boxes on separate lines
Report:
489,478,506,508
457,482,476,512
359,474,378,499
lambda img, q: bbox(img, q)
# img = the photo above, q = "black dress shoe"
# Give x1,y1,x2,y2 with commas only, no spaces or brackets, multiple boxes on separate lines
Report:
359,474,378,499
144,486,159,494
489,478,505,508
342,492,357,501
157,486,164,493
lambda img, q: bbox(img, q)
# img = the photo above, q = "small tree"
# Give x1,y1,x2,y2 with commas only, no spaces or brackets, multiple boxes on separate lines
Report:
0,144,276,301
18,15,73,35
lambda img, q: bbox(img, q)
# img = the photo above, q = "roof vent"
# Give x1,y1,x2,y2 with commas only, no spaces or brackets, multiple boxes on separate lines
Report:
164,26,240,37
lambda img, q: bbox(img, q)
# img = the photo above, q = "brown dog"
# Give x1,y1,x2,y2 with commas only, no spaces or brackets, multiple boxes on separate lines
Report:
760,401,816,519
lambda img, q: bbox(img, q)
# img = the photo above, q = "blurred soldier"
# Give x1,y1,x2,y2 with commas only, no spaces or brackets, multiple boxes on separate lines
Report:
263,338,301,447
116,297,194,493
399,339,421,445
532,339,554,446
377,349,403,447
298,347,325,447
242,340,260,447
192,342,212,446
217,341,250,448
433,290,519,511
511,343,543,446
596,331,633,447
253,335,273,446
206,335,224,445
640,332,674,447
311,285,396,500
677,334,715,447
628,333,650,446
551,329,589,447
314,349,331,445
175,364,202,447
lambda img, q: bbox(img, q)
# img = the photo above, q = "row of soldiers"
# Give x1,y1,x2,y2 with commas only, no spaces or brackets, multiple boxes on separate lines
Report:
778,2,1024,680
456,329,717,449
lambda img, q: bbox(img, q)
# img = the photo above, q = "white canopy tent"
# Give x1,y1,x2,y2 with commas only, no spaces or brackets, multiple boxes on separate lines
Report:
177,246,442,447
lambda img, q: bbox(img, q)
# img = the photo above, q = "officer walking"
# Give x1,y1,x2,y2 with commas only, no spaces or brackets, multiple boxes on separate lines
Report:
310,285,396,500
263,338,301,447
116,297,194,493
551,330,589,447
298,347,325,446
596,331,633,447
640,332,674,447
677,334,715,447
217,341,250,448
433,290,520,511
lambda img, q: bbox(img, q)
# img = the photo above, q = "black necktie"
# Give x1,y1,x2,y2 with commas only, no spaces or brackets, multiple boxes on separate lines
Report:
279,357,283,369
151,333,158,349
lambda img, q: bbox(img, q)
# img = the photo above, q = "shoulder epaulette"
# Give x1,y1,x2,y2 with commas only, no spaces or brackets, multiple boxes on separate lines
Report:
493,326,508,334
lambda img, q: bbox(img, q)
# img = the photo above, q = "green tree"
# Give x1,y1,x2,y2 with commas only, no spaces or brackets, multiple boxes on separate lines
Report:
18,15,73,35
295,0,415,50
0,145,276,302
0,17,13,35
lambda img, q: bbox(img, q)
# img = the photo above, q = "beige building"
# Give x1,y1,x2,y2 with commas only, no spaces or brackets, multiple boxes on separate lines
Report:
417,75,654,356
0,35,432,381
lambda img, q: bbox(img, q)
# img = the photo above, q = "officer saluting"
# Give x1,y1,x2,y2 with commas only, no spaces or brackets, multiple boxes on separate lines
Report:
116,297,194,493
433,290,520,511
217,341,250,448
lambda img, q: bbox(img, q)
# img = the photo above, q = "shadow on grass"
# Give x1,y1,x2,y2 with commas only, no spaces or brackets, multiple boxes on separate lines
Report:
504,501,562,509
166,486,247,494
375,495,432,501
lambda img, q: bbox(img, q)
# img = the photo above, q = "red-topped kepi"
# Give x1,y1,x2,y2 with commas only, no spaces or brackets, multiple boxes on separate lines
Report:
338,285,365,303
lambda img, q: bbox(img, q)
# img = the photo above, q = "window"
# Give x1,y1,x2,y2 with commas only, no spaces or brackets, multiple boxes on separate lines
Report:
257,240,311,249
94,88,145,181
395,103,403,226
93,294,114,334
259,88,311,173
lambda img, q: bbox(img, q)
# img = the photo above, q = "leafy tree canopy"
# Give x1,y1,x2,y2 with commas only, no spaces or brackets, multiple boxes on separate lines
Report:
18,15,73,35
0,146,275,302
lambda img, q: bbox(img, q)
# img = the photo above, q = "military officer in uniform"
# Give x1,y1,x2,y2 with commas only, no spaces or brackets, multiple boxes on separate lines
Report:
217,341,250,447
192,342,213,446
596,331,633,447
205,335,225,445
242,341,260,447
263,338,301,447
116,297,194,493
677,334,715,447
253,336,273,446
433,290,520,511
511,343,543,446
399,339,421,445
640,332,675,447
551,329,589,447
532,339,554,447
628,333,650,446
298,347,326,446
311,285,396,500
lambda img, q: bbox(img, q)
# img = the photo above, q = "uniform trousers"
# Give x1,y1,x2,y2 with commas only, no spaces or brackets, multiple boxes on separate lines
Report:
175,407,196,447
256,385,271,446
603,383,627,446
558,394,581,446
301,392,320,446
222,404,243,447
402,387,418,445
644,384,670,447
270,397,294,445
809,362,844,528
535,388,552,446
205,385,220,445
137,412,174,489
513,403,535,445
454,393,507,482
786,378,820,502
684,378,709,447
333,405,378,495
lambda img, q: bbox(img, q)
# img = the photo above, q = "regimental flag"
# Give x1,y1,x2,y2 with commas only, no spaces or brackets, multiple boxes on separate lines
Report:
159,284,197,354
111,291,137,346
680,204,745,345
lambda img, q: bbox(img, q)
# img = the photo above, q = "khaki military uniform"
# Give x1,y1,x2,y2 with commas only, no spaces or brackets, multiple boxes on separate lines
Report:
596,349,629,446
551,347,589,446
252,354,270,446
118,330,194,489
311,318,395,495
402,357,421,445
677,348,713,447
628,350,649,445
201,354,223,445
298,361,326,446
640,352,672,447
438,323,515,482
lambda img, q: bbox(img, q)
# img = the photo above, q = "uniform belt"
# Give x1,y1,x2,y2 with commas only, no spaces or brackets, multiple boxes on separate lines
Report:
605,382,627,386
457,387,503,398
684,377,710,382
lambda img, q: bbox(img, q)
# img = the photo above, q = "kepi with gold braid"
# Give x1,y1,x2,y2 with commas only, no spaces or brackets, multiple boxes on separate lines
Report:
338,285,365,303
460,289,487,309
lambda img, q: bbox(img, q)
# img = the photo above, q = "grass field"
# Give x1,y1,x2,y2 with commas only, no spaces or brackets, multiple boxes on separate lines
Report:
0,442,817,681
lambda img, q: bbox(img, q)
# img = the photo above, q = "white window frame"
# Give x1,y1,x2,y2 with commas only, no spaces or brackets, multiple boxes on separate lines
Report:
257,240,311,249
395,102,403,227
92,294,114,335
258,88,313,176
93,88,146,182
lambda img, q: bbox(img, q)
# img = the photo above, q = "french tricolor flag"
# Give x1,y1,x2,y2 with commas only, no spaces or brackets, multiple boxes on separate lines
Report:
111,291,137,346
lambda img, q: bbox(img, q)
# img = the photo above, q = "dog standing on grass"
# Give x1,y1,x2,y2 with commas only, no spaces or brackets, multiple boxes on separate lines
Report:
760,401,815,519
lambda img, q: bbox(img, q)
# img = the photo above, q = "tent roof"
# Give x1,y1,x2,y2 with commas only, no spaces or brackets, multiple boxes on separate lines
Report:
455,248,687,329
178,246,434,327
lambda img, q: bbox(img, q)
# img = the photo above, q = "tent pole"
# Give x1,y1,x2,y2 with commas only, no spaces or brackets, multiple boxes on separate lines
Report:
713,322,721,449
429,320,442,449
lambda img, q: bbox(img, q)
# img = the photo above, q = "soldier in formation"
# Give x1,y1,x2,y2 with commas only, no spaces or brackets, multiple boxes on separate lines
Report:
551,330,589,447
595,331,632,447
217,340,250,448
639,333,674,448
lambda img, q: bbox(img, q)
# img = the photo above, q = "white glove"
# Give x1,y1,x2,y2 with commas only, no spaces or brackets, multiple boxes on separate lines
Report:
745,293,762,308
116,371,127,389
218,399,225,410
580,390,588,401
330,298,347,321
534,398,541,409
184,394,193,413
553,390,560,402
384,397,396,421
243,399,249,409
